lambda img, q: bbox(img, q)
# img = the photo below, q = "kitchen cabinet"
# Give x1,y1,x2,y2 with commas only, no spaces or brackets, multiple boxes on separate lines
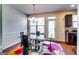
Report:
65,14,72,27
67,32,77,45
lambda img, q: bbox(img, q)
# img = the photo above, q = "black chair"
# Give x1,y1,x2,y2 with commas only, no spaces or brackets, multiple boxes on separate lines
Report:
21,35,29,55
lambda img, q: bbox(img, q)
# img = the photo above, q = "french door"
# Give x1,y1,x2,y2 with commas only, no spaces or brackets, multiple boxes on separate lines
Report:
48,16,56,39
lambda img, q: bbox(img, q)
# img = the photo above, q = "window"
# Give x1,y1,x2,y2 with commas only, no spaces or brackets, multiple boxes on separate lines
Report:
72,14,77,28
29,17,45,39
48,16,56,38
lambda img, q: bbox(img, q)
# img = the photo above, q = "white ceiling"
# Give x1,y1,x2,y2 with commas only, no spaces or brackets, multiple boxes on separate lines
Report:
9,4,77,14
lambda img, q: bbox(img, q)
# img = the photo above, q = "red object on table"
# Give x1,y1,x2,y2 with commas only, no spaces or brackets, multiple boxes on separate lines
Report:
15,47,23,54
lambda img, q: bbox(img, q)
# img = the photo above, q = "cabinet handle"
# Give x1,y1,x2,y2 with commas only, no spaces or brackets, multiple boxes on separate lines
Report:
72,36,74,39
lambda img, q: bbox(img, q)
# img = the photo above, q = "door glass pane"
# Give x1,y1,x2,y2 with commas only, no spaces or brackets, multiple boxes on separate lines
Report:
48,21,55,38
48,16,56,38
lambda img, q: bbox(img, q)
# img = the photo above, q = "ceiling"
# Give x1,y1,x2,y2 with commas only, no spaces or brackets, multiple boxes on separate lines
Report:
9,4,77,14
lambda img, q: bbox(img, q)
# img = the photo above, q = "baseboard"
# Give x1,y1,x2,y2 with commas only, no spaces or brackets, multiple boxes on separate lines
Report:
2,42,20,53
0,46,3,52
53,41,65,43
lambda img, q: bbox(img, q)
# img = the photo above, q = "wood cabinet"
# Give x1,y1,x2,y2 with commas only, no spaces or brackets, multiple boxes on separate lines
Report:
67,32,77,45
65,14,72,27
65,14,77,45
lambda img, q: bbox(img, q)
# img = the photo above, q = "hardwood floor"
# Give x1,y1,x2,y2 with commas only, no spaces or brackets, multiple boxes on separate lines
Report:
57,42,76,55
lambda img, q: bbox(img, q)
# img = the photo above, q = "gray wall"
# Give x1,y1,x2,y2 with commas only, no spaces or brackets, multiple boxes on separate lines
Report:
0,4,2,46
2,5,27,50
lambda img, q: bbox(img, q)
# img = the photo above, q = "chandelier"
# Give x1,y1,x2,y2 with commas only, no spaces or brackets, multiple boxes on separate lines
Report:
28,4,38,23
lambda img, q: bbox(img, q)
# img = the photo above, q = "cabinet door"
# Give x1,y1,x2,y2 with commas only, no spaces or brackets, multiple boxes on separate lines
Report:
68,33,73,45
65,14,72,27
73,33,77,45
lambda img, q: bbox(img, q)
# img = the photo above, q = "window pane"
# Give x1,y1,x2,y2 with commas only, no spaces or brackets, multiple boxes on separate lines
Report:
30,25,36,33
72,15,77,28
38,26,44,33
29,20,36,25
72,22,77,28
37,17,45,25
48,16,56,19
72,15,77,22
29,17,45,39
38,35,44,39
30,34,36,39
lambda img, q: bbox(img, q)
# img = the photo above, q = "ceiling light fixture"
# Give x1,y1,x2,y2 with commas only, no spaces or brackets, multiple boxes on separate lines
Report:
70,4,75,8
32,4,38,23
28,4,38,23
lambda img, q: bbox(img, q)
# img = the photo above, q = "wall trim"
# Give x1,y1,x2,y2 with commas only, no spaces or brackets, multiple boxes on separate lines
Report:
2,42,20,53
